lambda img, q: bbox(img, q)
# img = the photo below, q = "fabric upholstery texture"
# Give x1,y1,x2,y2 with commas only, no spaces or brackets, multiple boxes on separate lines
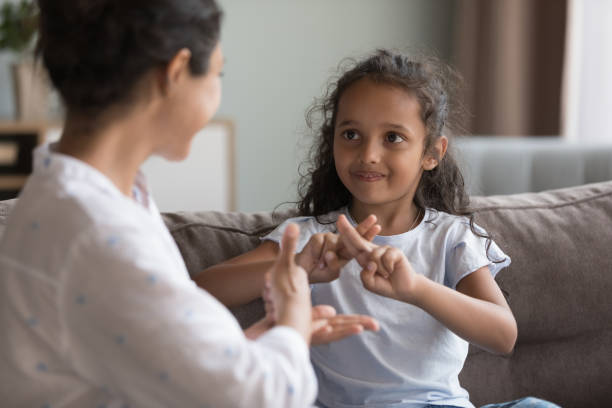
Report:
1,182,611,406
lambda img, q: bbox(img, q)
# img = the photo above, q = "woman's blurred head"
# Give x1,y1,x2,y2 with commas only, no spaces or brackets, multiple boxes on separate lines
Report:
37,0,222,117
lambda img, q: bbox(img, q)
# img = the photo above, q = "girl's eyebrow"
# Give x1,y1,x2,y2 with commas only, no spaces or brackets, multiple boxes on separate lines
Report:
383,122,415,137
337,119,359,128
336,120,416,137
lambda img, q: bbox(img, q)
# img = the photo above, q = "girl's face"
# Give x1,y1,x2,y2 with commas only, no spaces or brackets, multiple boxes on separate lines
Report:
155,43,224,161
333,78,436,212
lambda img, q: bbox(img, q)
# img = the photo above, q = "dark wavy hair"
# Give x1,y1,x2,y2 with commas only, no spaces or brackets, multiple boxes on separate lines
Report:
36,0,222,116
298,49,501,262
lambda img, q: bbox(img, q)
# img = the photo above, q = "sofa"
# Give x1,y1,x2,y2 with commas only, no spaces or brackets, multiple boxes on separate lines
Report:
2,181,612,407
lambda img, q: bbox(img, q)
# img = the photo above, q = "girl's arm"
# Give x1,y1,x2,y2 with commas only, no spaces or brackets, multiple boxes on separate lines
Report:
196,215,381,307
194,240,278,306
411,267,517,355
339,215,517,355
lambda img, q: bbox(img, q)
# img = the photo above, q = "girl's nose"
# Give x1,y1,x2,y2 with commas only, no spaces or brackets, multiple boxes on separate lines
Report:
359,139,381,164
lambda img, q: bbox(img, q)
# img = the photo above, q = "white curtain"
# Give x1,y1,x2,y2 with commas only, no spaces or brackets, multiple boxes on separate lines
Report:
563,0,612,143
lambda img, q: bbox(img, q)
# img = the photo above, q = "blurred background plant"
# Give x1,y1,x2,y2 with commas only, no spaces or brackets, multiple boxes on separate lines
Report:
0,0,37,55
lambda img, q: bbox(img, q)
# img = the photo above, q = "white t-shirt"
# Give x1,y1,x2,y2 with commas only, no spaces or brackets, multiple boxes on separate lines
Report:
0,144,317,408
264,207,510,408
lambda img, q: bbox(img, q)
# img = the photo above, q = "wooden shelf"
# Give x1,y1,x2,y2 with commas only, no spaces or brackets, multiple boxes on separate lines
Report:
0,120,63,198
0,175,28,190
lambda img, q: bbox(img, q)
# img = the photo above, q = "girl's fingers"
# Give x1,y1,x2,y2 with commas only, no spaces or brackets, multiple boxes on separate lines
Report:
317,234,332,269
362,224,381,242
355,214,377,236
360,261,377,287
324,251,342,273
355,252,371,268
337,215,373,256
371,246,389,278
382,248,399,275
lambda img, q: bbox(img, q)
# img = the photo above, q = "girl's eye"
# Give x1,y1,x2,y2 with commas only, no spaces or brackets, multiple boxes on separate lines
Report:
386,133,404,144
342,130,360,141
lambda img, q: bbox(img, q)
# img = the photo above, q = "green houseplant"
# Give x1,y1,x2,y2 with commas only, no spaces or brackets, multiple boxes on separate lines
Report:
0,0,48,121
0,0,38,53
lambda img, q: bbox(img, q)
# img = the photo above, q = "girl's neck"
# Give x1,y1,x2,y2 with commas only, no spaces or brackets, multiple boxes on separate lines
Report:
57,111,153,197
349,200,422,236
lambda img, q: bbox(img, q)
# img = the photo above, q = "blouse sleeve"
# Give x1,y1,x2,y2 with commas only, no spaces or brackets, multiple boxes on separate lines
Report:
445,220,511,290
59,222,317,408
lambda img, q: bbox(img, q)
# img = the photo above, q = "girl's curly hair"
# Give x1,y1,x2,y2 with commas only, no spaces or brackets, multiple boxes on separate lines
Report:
297,49,501,262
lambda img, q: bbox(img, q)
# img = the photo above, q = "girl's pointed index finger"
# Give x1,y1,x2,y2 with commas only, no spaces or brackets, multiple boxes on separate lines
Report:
363,224,381,242
355,214,377,236
337,214,374,255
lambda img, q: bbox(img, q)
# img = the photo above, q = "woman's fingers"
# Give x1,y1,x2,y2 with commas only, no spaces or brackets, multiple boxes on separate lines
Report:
278,223,299,268
311,324,362,345
310,313,380,345
312,304,336,319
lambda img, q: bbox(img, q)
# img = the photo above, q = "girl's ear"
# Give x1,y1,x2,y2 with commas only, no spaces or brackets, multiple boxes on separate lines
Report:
157,48,192,95
423,135,448,170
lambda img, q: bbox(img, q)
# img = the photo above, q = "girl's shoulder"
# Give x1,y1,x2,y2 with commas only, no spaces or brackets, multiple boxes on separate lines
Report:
423,208,487,239
424,208,470,228
264,208,343,249
279,208,344,231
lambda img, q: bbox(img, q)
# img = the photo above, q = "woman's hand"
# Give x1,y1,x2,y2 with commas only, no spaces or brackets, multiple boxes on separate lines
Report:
261,261,379,344
295,215,380,284
246,304,380,344
310,305,379,345
265,223,312,342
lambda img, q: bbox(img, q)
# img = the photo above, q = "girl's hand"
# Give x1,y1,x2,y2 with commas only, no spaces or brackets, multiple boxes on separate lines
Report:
295,215,380,283
357,246,422,303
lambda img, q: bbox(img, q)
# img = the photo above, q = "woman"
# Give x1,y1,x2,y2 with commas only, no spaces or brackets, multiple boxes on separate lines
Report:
0,1,375,406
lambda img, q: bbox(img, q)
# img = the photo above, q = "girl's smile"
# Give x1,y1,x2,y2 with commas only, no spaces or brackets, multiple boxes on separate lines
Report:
333,77,431,233
352,170,386,182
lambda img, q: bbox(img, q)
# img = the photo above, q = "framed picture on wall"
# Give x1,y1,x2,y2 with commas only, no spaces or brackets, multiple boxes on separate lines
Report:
141,119,236,212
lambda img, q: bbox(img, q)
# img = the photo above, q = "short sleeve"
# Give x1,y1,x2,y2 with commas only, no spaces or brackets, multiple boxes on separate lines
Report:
59,221,317,408
263,216,330,253
445,220,511,289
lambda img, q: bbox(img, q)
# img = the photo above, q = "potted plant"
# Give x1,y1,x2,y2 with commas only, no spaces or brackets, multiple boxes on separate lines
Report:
0,0,47,121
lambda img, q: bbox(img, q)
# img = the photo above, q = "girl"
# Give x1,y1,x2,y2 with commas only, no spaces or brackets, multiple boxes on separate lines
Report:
199,50,559,408
0,1,376,407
